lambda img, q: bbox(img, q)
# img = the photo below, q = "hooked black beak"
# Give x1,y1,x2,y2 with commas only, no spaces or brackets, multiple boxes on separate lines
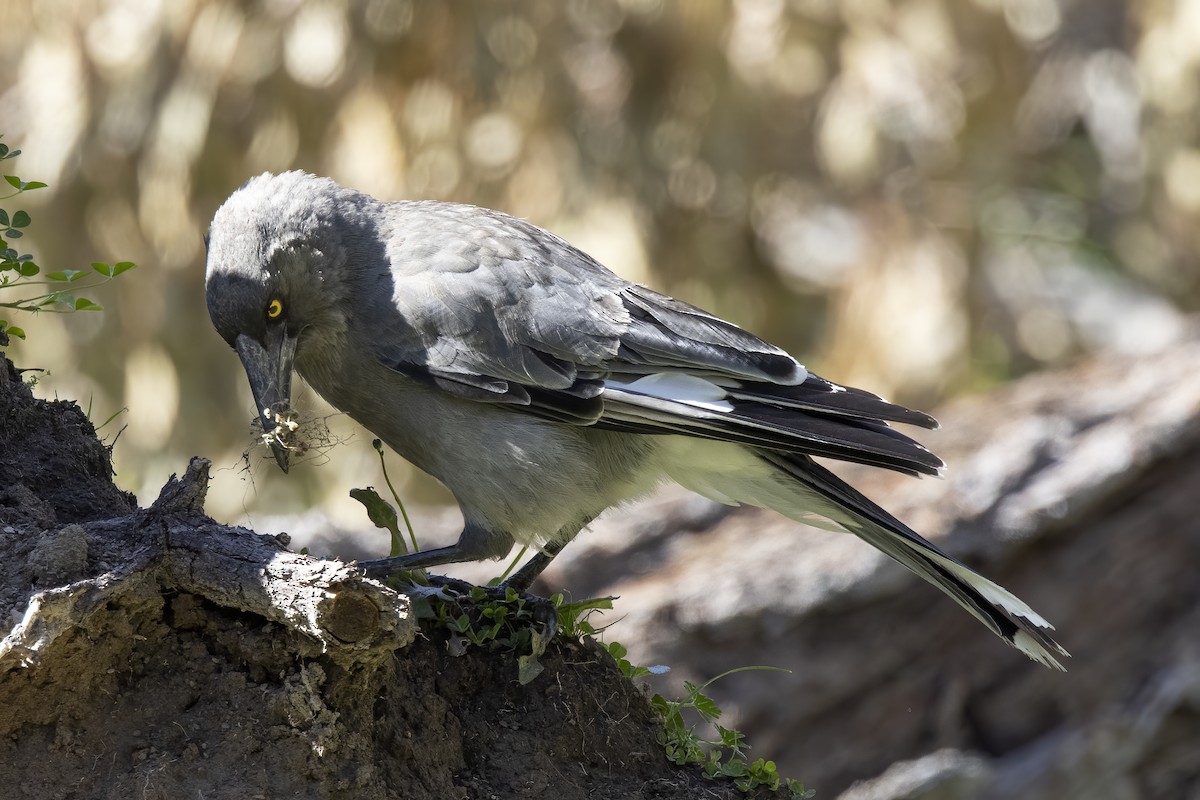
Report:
235,329,298,473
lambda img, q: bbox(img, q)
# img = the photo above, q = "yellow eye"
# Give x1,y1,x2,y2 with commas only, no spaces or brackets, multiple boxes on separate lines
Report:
267,299,284,319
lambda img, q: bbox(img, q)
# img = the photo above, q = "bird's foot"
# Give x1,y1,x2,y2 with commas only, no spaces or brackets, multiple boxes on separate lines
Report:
412,575,560,641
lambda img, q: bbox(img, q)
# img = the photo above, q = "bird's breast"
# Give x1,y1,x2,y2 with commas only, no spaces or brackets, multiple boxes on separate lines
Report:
298,353,662,542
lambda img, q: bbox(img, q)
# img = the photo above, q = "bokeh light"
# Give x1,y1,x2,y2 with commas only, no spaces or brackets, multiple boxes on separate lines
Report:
0,0,1195,548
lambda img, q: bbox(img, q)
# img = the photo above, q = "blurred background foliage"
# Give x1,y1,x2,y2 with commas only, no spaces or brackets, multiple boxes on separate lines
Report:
0,0,1196,547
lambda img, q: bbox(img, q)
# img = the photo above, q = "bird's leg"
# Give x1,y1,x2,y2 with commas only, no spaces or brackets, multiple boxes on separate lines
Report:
358,546,464,578
498,518,592,635
358,525,581,640
359,542,560,637
483,543,565,638
500,542,565,593
357,521,513,579
501,517,591,592
409,540,572,636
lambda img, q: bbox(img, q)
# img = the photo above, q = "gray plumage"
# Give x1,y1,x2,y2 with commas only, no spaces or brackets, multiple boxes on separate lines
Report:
205,171,1068,669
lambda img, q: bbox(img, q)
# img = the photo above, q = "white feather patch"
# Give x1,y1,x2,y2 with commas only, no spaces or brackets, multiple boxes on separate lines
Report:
924,550,1054,630
608,374,735,412
1014,631,1068,670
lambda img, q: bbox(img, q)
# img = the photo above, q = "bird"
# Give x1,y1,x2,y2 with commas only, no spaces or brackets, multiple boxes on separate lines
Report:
205,171,1068,670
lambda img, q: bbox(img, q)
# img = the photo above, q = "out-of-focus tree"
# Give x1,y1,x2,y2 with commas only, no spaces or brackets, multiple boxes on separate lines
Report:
0,0,1195,525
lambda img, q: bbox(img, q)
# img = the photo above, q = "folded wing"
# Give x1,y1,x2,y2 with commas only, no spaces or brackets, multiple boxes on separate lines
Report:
372,201,938,475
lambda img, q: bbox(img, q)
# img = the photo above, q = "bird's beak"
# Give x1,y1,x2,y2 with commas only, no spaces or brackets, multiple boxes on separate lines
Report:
235,330,298,473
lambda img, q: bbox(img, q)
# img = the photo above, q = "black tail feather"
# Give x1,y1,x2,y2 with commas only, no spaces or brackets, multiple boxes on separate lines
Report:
762,452,1069,670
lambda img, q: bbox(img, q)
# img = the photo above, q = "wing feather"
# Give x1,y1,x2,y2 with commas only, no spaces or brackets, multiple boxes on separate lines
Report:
621,286,805,383
728,374,939,430
602,383,942,476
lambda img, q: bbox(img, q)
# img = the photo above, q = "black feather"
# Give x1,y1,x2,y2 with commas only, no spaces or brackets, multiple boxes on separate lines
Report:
728,374,939,430
764,453,1068,666
600,387,943,477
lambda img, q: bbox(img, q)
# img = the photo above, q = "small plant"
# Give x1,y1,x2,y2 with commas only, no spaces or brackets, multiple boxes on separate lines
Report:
580,649,811,798
553,593,621,640
349,438,420,557
647,666,812,797
425,583,554,685
602,640,664,681
0,135,135,343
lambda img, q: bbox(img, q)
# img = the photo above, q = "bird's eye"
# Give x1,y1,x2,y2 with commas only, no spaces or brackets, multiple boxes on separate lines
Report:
266,299,284,319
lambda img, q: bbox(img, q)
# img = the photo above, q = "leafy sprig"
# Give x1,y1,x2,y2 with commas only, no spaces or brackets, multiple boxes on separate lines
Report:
350,438,421,556
0,135,135,342
648,666,811,796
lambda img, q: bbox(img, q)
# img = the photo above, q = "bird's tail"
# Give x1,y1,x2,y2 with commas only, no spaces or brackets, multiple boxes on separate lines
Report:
659,438,1068,669
760,452,1069,670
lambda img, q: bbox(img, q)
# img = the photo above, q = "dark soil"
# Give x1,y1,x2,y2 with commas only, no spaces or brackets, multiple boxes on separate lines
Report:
0,358,135,527
0,352,788,799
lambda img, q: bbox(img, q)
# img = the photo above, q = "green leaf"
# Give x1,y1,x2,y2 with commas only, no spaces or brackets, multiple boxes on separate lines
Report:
74,297,102,311
350,487,400,531
0,321,27,339
0,209,8,226
517,652,545,684
348,486,407,556
46,269,85,282
690,691,721,721
91,260,136,277
15,261,38,277
4,229,20,239
3,176,46,191
717,725,744,749
787,778,814,799
517,624,551,685
558,595,614,616
11,210,29,227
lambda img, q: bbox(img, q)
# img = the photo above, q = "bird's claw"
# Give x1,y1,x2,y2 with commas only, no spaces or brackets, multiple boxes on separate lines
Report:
422,575,559,640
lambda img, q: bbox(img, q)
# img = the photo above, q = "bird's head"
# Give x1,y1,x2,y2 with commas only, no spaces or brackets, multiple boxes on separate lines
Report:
204,171,367,472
